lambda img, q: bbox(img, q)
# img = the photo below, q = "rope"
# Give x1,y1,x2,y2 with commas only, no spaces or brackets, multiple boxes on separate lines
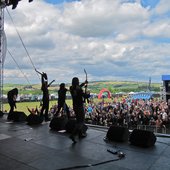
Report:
5,7,40,80
7,49,31,84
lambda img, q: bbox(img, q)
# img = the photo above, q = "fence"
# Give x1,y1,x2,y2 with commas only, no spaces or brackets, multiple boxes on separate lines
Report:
136,125,167,134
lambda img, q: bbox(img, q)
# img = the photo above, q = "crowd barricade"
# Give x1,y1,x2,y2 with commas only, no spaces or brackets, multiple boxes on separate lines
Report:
136,125,167,134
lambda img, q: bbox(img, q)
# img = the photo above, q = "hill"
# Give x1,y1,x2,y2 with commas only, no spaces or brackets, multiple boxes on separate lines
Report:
3,81,161,95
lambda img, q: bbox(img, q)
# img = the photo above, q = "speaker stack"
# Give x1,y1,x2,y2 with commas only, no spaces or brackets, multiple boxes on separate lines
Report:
129,129,156,147
106,126,156,147
106,125,129,142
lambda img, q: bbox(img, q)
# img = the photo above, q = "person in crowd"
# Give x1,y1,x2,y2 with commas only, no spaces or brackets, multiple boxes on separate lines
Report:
27,106,40,115
69,77,89,143
36,69,55,121
26,106,43,125
55,83,70,119
7,88,18,120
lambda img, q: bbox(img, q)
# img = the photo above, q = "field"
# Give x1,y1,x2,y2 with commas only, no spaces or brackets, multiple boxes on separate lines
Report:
3,98,112,116
3,100,73,116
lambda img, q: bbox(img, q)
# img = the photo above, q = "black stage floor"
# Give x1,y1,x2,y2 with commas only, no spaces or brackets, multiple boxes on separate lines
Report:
0,114,170,170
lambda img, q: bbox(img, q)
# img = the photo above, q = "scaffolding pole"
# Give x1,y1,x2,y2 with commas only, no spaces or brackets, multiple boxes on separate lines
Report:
0,2,7,112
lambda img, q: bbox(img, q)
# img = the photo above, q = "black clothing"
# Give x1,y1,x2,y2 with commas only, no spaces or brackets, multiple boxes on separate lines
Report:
40,74,50,121
7,88,18,120
69,78,88,142
56,86,70,118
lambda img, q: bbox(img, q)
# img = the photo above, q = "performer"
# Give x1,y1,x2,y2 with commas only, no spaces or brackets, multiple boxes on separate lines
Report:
36,69,55,121
55,83,70,119
7,88,18,120
69,77,89,143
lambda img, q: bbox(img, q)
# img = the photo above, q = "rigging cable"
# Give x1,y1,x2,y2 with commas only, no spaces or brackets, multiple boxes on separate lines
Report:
5,7,40,80
7,49,31,84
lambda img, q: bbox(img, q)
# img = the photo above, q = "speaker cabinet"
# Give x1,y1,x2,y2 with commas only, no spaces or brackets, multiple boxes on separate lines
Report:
106,126,129,142
49,117,67,131
65,118,88,134
129,129,156,147
26,114,43,125
8,111,27,122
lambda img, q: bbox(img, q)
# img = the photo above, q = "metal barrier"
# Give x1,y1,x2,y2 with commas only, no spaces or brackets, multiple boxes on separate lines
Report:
137,125,167,134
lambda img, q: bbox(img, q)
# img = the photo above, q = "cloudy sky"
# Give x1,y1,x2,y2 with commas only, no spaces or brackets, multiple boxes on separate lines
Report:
2,0,170,85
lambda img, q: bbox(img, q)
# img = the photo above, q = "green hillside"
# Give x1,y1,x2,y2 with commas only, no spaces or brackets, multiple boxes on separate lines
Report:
3,81,161,95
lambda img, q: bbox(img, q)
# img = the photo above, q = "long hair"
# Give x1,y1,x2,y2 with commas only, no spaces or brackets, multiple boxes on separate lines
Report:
60,83,65,90
13,88,18,95
72,77,79,87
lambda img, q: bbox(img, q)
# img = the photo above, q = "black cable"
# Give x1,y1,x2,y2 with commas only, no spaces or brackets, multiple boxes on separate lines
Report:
5,7,40,80
7,49,31,84
56,156,121,170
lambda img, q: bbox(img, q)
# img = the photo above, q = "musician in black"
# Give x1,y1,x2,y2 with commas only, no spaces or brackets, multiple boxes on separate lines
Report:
69,77,89,143
55,83,70,119
7,88,18,120
36,69,55,121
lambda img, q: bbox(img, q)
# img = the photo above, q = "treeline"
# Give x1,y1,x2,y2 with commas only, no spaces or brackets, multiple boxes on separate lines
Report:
3,81,161,95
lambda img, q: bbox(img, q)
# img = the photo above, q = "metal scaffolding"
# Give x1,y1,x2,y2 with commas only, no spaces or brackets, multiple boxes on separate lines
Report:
0,1,7,112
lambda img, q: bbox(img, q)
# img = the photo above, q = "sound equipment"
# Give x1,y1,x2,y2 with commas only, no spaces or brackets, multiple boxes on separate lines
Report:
106,126,129,142
65,119,88,134
26,114,43,125
129,129,156,147
49,116,67,131
0,111,4,117
164,80,170,92
8,111,27,122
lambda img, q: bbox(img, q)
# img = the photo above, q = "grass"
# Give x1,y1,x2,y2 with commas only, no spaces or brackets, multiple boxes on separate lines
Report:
2,98,112,116
3,100,73,116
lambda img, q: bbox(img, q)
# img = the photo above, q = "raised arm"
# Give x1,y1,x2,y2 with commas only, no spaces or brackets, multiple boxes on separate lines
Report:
35,69,43,76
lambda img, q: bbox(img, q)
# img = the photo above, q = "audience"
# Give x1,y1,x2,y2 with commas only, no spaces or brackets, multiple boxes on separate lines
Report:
50,97,170,133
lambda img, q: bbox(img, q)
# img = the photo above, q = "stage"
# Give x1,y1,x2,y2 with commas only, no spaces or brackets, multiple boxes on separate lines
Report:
0,114,170,170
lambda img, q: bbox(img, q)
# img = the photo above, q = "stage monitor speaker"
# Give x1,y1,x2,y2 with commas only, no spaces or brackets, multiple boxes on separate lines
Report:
0,111,4,117
164,80,170,92
65,119,88,134
106,126,129,142
49,117,67,131
26,114,43,125
129,129,156,147
10,111,27,122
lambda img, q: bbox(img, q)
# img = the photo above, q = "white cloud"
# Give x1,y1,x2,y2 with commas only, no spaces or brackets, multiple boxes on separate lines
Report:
2,0,170,85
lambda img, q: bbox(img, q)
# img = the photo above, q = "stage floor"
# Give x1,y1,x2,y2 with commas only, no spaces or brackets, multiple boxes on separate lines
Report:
0,114,170,170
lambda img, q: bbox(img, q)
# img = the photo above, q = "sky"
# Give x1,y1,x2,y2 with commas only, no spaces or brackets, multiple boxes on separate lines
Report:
2,0,170,85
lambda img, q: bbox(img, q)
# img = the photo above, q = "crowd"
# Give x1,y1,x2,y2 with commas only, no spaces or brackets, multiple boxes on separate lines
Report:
49,97,170,132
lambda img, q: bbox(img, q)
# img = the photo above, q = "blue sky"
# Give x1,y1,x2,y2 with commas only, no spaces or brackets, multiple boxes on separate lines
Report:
45,0,159,8
45,0,80,4
3,0,170,84
141,0,159,8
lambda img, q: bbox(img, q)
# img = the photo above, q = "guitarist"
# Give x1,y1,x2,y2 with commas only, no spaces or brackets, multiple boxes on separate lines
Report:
69,77,89,143
35,69,55,121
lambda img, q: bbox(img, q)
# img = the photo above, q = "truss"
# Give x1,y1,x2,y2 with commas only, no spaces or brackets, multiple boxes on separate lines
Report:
0,2,7,111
